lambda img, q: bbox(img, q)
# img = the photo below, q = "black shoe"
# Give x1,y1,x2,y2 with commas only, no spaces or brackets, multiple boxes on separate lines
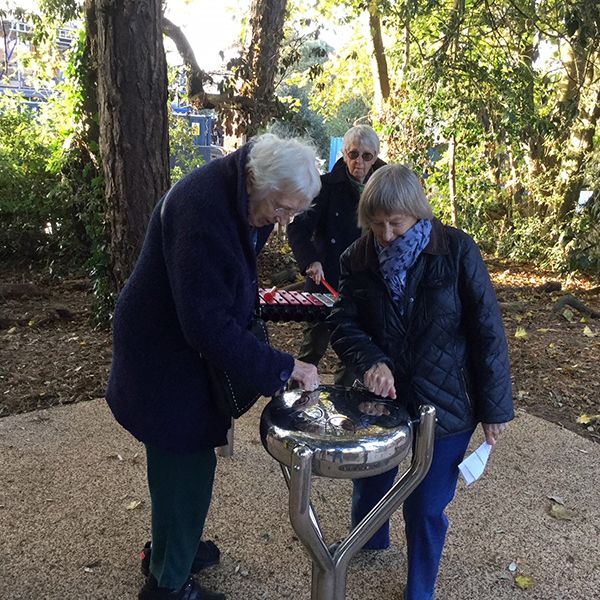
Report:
138,575,225,600
140,540,220,576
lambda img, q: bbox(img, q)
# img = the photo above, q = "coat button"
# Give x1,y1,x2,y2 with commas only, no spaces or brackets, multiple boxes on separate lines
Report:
331,238,336,244
279,370,291,382
335,212,339,216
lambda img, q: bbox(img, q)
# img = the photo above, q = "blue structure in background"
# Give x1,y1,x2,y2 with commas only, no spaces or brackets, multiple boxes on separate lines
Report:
328,137,343,172
170,105,225,168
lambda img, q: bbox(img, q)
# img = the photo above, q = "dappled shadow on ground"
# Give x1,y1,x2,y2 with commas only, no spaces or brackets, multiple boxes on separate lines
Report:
0,259,598,443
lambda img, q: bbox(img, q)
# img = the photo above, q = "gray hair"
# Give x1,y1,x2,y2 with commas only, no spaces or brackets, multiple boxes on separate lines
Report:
343,125,380,155
358,164,434,228
246,133,321,202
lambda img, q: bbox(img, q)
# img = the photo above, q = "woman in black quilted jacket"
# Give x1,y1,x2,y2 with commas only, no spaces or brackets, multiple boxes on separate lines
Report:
328,164,514,600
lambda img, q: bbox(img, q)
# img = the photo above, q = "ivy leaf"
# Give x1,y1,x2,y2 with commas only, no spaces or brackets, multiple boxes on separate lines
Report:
514,574,534,589
561,309,574,322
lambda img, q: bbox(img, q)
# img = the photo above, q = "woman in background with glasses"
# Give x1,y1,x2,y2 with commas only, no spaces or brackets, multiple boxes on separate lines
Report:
288,124,385,385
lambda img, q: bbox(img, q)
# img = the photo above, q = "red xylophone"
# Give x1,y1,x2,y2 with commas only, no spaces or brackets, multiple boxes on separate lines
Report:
258,287,336,322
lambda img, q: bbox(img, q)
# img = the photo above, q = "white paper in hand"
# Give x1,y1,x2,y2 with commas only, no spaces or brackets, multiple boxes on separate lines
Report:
458,442,493,485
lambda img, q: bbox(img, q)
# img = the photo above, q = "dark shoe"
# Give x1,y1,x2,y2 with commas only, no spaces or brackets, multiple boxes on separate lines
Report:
140,540,220,576
138,575,225,600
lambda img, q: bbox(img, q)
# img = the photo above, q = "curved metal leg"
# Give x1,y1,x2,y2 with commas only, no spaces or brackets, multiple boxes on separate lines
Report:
283,405,437,600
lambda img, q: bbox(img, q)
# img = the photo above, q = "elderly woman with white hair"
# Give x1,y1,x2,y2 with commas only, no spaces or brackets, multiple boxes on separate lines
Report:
288,124,385,385
328,164,514,600
106,133,322,600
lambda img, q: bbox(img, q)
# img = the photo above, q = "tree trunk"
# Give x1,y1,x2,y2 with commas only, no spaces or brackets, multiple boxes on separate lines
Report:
241,0,288,137
368,2,390,103
92,0,169,291
448,134,458,227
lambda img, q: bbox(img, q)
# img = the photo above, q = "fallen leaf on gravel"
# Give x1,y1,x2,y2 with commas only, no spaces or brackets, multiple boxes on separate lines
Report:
547,495,565,505
548,503,575,520
515,327,528,339
561,308,574,322
582,326,596,337
514,575,534,589
126,500,142,510
576,414,600,424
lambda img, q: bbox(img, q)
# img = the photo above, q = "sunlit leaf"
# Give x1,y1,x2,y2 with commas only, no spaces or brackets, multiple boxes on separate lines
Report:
561,309,574,322
576,414,592,424
126,500,142,510
548,503,575,520
582,326,596,337
514,327,528,339
515,575,534,589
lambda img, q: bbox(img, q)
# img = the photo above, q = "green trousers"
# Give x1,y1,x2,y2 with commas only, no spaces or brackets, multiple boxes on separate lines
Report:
145,444,217,590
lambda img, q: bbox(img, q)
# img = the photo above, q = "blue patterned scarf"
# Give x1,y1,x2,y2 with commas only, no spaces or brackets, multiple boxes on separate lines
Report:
375,219,432,305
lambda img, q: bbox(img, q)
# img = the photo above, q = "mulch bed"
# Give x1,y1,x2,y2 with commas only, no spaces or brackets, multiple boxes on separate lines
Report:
1,254,599,444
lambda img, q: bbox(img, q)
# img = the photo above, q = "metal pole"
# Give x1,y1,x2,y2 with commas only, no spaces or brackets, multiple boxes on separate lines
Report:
288,445,336,600
284,405,437,600
216,419,234,457
331,404,437,600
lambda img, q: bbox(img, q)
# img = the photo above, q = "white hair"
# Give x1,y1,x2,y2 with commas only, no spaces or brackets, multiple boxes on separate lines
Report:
343,125,380,154
246,133,321,201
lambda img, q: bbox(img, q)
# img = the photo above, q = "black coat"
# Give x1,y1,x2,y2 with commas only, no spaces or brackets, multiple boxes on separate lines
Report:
287,156,385,293
106,146,294,454
328,219,514,438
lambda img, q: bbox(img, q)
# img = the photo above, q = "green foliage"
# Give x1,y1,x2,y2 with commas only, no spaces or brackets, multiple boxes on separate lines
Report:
0,94,64,260
169,113,206,184
274,7,374,164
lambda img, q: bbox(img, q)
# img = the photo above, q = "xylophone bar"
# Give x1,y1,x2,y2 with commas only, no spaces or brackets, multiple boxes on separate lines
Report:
258,288,336,322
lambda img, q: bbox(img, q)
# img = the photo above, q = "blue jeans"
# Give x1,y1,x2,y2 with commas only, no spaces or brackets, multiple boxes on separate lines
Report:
351,430,473,600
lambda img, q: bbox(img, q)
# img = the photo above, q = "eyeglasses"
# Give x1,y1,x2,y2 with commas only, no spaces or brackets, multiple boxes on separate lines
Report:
273,206,302,218
346,150,375,162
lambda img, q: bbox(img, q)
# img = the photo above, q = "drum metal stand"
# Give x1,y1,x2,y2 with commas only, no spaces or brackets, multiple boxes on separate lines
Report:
272,404,436,600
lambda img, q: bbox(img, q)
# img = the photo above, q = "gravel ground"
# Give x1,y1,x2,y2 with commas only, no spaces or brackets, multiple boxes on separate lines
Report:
0,396,598,600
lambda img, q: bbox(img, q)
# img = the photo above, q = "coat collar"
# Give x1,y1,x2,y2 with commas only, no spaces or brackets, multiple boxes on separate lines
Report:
352,218,448,272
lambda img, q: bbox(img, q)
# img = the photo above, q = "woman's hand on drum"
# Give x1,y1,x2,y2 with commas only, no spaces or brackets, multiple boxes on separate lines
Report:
363,363,396,399
291,359,320,391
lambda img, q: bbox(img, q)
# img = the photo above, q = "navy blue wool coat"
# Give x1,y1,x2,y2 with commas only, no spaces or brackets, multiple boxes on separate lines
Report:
106,146,294,453
287,156,385,293
328,219,514,438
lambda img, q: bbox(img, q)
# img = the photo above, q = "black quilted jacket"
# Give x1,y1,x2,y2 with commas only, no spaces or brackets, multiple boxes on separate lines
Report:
328,218,514,438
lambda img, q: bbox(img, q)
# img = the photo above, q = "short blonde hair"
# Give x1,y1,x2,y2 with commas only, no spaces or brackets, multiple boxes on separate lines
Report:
246,133,321,202
358,164,434,228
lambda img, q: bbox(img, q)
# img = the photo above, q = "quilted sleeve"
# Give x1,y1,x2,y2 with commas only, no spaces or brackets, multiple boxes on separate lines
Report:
327,250,394,378
458,235,515,424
